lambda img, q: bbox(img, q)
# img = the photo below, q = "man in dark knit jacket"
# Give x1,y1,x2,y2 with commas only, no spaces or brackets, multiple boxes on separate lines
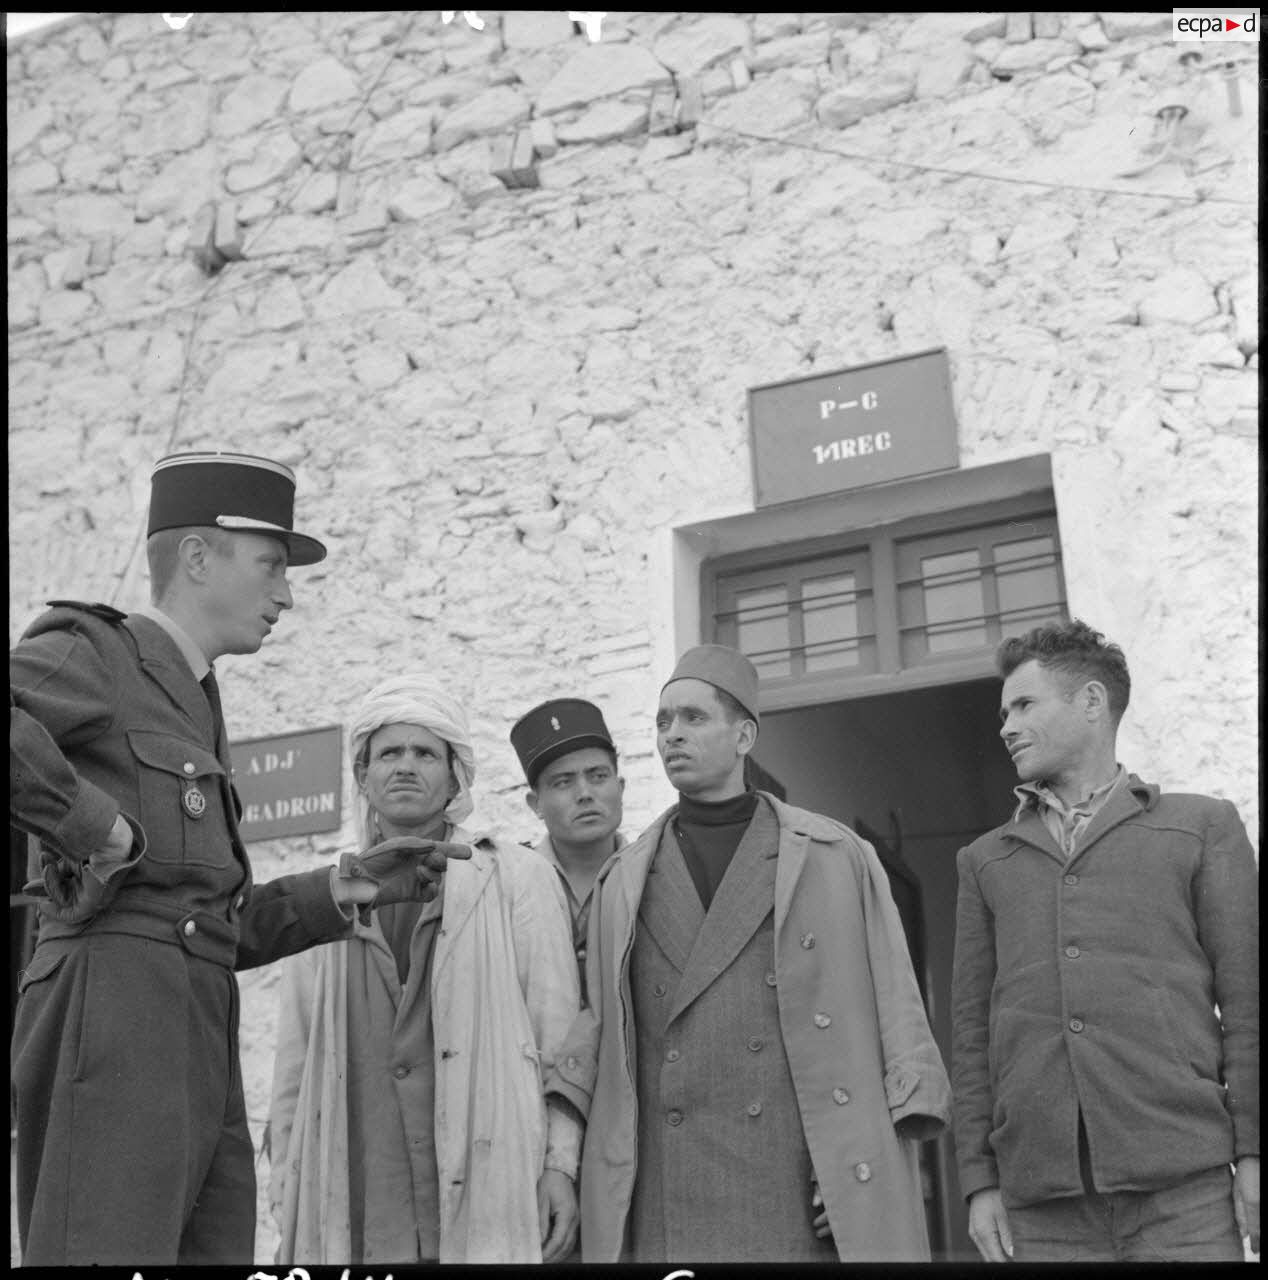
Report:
952,618,1259,1263
548,644,948,1262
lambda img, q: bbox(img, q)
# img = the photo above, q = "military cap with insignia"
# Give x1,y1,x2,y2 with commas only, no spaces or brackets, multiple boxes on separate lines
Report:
511,698,617,788
148,450,327,566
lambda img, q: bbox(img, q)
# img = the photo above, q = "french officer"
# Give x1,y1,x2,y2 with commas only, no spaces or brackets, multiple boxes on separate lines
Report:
10,450,462,1266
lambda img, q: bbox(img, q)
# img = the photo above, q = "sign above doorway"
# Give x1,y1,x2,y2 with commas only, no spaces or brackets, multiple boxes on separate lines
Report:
747,347,959,508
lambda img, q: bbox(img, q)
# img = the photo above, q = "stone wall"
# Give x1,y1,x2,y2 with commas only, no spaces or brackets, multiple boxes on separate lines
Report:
8,11,1258,1262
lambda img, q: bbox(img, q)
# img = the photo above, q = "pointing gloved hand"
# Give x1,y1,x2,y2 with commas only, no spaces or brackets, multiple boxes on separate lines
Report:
334,836,471,924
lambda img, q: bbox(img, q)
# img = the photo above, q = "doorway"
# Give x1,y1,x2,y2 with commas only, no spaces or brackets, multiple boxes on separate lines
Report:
751,675,1018,1262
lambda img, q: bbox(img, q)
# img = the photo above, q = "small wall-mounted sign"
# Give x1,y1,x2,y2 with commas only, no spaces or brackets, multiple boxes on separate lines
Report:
230,724,343,844
748,347,959,508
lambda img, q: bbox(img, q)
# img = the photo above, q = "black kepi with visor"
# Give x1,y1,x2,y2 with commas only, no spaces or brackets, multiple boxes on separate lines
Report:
148,451,327,566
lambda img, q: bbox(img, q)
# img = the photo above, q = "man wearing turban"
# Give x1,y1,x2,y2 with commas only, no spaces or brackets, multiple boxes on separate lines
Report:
267,676,581,1264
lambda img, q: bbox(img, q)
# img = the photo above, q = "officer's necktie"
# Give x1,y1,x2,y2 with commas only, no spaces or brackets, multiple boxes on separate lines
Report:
200,667,229,769
201,666,247,839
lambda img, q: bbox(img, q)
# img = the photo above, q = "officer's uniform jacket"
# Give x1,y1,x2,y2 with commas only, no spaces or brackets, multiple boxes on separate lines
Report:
549,792,950,1262
10,602,352,964
10,601,355,1265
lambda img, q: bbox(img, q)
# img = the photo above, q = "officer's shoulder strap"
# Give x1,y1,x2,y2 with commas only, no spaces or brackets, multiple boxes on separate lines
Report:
45,599,129,625
22,600,136,656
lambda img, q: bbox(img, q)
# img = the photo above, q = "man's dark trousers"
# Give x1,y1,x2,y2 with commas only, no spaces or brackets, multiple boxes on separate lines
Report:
13,932,256,1264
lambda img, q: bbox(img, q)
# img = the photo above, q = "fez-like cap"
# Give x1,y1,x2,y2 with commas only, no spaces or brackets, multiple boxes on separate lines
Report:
511,698,616,788
148,451,327,566
662,643,760,725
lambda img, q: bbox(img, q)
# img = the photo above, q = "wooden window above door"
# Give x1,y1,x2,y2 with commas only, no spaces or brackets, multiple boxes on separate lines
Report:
709,495,1067,709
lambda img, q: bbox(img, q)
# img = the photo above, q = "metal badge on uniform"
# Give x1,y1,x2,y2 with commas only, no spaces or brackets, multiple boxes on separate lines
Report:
182,780,207,819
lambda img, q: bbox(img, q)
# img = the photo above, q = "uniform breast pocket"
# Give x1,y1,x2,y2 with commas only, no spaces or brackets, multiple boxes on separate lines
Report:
127,730,233,869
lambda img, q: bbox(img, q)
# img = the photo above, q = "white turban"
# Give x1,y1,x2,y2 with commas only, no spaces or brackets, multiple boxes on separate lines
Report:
348,674,476,848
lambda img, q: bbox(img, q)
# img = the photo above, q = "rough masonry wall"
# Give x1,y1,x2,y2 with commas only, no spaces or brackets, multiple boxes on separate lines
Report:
8,11,1258,1261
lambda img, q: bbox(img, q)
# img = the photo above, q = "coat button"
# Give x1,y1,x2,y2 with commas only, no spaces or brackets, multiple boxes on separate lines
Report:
183,762,196,775
1063,873,1078,886
183,920,197,936
747,1037,764,1052
566,1056,579,1070
746,1101,763,1117
1069,1017,1085,1033
833,1087,850,1105
814,1012,831,1028
667,1109,684,1126
764,971,777,987
800,933,815,949
653,983,667,997
855,1162,872,1182
666,1048,680,1063
1064,945,1080,959
393,1065,410,1078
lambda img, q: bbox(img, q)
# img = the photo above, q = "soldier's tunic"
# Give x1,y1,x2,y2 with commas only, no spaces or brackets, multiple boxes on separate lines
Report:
10,603,354,1265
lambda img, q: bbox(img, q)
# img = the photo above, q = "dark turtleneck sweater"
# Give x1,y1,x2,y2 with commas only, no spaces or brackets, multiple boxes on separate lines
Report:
673,788,760,911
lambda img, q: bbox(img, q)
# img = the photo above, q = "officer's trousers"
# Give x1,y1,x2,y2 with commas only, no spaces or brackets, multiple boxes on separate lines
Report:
12,932,256,1265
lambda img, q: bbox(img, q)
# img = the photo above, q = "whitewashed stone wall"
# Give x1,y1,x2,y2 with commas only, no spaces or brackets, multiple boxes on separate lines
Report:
9,11,1257,1262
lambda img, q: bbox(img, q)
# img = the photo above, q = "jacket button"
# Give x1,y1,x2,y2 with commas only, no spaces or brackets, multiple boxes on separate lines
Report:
746,1101,763,1117
1064,945,1080,959
653,983,667,997
814,1012,831,1028
1063,873,1078,886
183,920,197,936
747,1037,763,1052
764,971,777,987
1069,1017,1085,1033
833,1087,850,1105
393,1065,410,1078
855,1162,872,1182
667,1109,683,1126
801,933,816,949
183,762,196,775
566,1056,579,1070
666,1048,680,1063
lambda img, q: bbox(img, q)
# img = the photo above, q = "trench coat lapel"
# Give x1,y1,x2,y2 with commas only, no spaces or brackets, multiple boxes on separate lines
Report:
431,838,494,987
126,614,216,747
637,822,703,975
667,799,780,1024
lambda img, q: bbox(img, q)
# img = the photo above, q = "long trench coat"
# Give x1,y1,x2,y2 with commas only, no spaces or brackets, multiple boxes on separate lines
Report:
548,793,951,1261
268,833,581,1263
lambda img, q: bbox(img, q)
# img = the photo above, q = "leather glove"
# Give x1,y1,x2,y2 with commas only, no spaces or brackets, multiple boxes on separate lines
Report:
337,836,471,925
22,820,142,926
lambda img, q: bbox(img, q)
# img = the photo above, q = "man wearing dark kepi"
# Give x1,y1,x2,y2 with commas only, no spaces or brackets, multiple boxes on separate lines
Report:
10,451,460,1266
548,643,950,1262
511,697,626,1004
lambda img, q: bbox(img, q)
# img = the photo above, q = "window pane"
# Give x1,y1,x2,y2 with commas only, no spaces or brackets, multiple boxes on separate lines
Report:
801,572,862,671
921,548,986,652
994,536,1062,629
734,584,791,679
